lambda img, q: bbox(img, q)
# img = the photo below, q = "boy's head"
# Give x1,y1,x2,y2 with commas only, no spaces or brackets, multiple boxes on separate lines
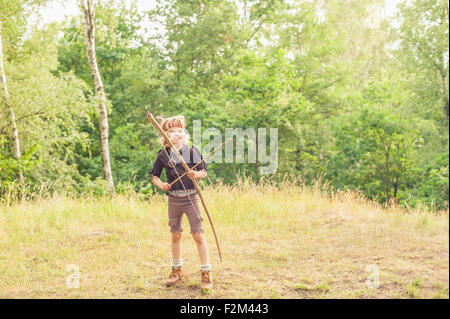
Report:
161,115,185,132
159,115,189,147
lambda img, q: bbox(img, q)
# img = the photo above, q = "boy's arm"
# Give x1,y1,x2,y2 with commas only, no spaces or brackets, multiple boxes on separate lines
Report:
152,175,162,187
152,175,171,191
190,146,207,180
150,151,170,191
195,169,207,179
187,168,207,180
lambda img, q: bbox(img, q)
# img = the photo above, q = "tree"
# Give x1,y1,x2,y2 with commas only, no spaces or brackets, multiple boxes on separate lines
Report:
157,0,248,93
326,80,429,205
0,0,49,184
396,0,449,120
79,0,114,192
0,21,23,183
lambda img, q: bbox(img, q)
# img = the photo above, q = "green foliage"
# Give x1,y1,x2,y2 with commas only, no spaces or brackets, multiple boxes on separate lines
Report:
109,123,155,184
0,0,49,53
413,142,449,209
0,0,447,211
0,144,38,186
395,0,449,120
327,101,419,204
1,22,95,193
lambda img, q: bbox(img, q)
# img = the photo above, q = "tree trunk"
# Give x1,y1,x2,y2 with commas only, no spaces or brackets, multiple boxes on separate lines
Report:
393,175,398,199
444,0,449,119
243,0,247,22
384,141,391,203
440,72,449,119
254,127,258,178
79,0,114,193
0,22,24,184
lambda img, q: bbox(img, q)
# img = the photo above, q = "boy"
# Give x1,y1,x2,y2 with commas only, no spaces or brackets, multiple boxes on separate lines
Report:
150,115,212,292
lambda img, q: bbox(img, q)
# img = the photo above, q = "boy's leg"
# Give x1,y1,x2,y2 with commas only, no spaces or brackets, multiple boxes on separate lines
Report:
167,197,185,286
171,231,182,261
168,197,184,261
185,195,213,291
167,231,185,287
185,196,209,264
192,231,209,265
193,231,213,291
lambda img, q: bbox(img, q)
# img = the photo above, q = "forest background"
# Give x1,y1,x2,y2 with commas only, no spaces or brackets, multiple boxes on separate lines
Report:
0,0,448,211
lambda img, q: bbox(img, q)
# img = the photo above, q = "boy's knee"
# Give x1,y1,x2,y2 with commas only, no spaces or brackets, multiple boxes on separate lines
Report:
192,231,205,244
172,232,182,242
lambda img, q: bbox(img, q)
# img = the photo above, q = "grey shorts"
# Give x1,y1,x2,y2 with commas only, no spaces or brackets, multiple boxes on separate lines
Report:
168,194,204,234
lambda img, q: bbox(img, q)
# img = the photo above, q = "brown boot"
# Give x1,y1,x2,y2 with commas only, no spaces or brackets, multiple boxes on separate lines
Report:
166,267,184,287
200,270,213,292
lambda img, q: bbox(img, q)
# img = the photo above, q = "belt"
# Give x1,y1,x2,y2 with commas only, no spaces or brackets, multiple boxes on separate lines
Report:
167,188,198,197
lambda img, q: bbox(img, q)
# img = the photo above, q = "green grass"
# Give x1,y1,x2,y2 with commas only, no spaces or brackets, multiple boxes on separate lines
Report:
0,178,448,298
406,278,423,298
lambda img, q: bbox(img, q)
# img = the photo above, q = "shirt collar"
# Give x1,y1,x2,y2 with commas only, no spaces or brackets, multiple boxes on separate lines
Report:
166,144,188,154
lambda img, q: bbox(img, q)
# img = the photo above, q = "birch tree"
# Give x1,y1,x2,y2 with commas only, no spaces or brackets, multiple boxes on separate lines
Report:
0,20,24,184
79,0,114,192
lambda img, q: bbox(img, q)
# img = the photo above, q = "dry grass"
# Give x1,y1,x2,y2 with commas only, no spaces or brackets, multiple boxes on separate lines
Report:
0,178,448,299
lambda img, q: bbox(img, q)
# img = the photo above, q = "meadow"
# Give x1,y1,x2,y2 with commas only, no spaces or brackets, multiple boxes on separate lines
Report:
0,178,448,299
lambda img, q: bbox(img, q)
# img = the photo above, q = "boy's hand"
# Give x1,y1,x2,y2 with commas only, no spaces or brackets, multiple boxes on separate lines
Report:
187,169,197,180
152,176,171,192
159,182,171,192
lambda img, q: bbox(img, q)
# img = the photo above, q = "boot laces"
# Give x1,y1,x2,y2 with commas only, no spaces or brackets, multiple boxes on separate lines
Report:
170,267,181,278
201,270,211,283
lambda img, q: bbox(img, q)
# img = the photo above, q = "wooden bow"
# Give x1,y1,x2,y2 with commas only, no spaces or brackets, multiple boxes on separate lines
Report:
147,112,223,262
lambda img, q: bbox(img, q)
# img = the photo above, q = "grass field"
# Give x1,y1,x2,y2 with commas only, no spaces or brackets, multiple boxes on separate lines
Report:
0,179,448,299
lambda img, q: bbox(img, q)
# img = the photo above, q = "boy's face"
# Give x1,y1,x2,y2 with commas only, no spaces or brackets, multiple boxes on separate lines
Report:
167,127,184,144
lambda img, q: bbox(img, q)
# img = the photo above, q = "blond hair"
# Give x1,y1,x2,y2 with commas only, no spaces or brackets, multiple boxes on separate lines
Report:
157,115,190,147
